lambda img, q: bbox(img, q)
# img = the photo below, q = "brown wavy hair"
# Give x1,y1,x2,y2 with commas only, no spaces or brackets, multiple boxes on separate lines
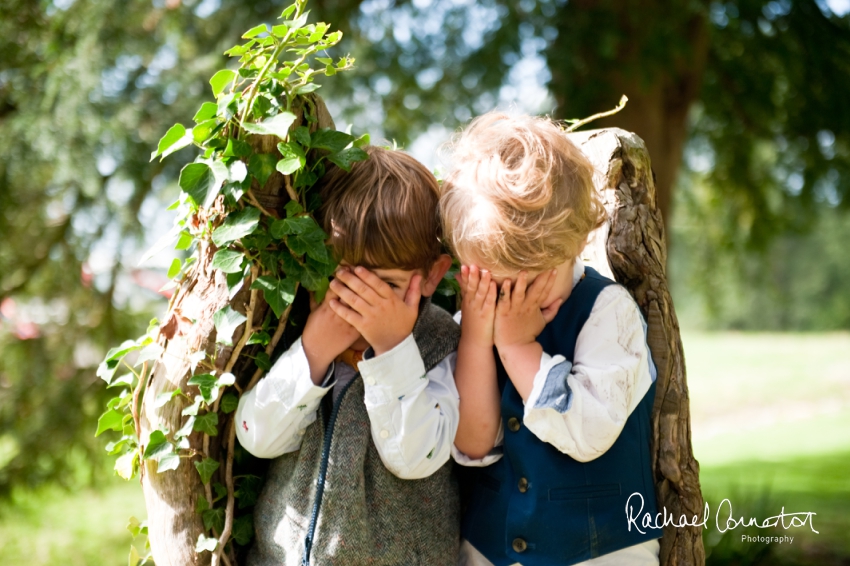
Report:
316,145,443,271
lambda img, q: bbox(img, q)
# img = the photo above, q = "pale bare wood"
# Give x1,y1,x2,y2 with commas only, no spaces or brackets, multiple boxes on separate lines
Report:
569,128,706,566
140,95,334,566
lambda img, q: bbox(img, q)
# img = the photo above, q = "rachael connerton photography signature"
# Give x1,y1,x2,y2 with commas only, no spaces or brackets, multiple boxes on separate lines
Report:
625,493,819,534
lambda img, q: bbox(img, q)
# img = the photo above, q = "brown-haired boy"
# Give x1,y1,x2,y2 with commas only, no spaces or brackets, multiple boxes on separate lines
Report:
236,146,460,566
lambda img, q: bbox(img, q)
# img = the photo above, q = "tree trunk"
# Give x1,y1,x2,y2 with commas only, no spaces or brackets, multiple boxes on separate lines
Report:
140,95,335,566
549,0,711,239
569,128,706,566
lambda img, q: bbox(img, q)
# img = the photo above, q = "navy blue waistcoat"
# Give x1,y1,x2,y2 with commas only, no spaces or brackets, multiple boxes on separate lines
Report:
461,267,662,565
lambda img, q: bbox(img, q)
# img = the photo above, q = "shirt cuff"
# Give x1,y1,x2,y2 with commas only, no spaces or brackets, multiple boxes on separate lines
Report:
452,421,504,467
265,337,334,404
524,352,573,415
358,333,426,404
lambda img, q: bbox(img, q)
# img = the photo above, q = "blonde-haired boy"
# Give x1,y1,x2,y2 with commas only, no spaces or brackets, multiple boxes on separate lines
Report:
441,113,663,566
237,146,460,565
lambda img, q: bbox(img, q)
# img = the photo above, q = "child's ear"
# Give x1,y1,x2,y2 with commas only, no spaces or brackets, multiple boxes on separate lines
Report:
420,254,453,297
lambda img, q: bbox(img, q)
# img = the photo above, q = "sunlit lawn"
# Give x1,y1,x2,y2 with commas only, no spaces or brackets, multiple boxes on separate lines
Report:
0,332,848,565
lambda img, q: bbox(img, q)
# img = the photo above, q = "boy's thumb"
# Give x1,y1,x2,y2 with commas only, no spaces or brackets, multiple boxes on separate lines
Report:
404,274,422,309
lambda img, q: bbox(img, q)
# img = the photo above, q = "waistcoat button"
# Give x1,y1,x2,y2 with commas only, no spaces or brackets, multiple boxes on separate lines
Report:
512,538,527,552
507,417,521,432
518,477,528,493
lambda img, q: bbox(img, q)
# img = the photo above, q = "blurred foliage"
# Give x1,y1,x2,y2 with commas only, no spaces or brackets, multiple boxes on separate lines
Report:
1,0,850,498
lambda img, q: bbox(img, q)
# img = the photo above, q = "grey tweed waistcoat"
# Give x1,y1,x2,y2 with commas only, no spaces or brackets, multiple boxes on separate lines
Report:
248,301,461,566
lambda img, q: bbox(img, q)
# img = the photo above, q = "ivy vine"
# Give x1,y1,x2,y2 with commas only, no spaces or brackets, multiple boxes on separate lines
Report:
95,1,366,564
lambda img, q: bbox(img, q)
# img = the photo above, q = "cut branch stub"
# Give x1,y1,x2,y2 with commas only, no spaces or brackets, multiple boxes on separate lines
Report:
569,128,706,566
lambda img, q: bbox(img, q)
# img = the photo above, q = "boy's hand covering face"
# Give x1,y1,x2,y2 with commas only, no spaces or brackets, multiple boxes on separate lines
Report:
457,265,497,349
328,266,421,356
302,288,362,381
494,270,562,350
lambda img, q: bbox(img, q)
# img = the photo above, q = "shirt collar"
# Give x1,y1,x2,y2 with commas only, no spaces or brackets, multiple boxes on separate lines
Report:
571,257,585,290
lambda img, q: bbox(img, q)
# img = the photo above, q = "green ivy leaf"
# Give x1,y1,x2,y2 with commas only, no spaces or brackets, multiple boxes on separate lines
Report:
210,69,236,97
235,475,263,509
95,409,124,437
192,118,220,145
247,331,270,346
270,216,314,238
328,147,369,172
251,276,296,317
224,138,252,158
167,258,182,279
194,457,220,484
276,156,302,175
151,123,193,161
285,200,304,217
242,23,268,39
220,393,239,414
255,351,272,371
203,507,225,533
175,230,193,250
213,306,247,346
182,395,203,416
179,162,221,208
157,452,181,473
193,102,218,123
175,416,195,438
211,249,244,273
143,429,173,460
114,449,139,480
193,412,219,436
248,152,277,187
211,207,261,247
311,129,353,153
294,83,321,95
214,482,228,502
154,389,182,408
97,339,140,384
232,514,254,545
196,533,218,553
242,112,297,139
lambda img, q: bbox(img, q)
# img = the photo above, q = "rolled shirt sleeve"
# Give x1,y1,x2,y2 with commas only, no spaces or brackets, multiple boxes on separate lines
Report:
359,333,460,479
523,285,655,462
235,337,334,459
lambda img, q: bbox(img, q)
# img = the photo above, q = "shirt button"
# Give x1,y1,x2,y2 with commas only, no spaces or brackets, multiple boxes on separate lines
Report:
298,428,306,436
380,429,389,439
512,538,527,553
518,477,529,493
507,417,521,432
365,376,376,385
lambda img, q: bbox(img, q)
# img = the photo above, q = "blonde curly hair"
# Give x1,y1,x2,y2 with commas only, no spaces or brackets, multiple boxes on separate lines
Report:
440,112,606,276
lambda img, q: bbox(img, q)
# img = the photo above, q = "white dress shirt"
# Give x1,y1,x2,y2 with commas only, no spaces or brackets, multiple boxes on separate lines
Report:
235,334,460,480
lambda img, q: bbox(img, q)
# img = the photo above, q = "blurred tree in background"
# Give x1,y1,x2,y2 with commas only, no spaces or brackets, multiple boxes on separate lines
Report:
1,0,849,495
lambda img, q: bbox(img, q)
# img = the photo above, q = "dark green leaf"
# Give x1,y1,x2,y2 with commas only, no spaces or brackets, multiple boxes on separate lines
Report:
270,216,314,238
143,429,173,460
293,126,311,148
232,514,254,545
211,249,244,273
247,331,270,346
235,475,263,509
294,83,321,95
248,153,277,187
224,138,252,158
220,393,239,414
95,409,124,437
285,200,304,217
214,482,228,501
211,207,261,247
194,457,220,484
252,95,272,119
179,163,218,208
242,112,297,139
250,276,296,317
210,69,236,96
226,271,245,300
193,412,219,436
292,169,317,190
311,129,354,153
203,507,225,533
255,351,272,371
328,147,369,172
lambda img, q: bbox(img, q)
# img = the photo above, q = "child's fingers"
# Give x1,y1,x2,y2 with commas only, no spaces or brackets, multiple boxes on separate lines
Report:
335,268,380,305
353,266,393,299
513,272,528,304
468,265,481,296
484,280,498,310
460,265,469,288
473,270,491,305
329,278,370,314
328,298,363,328
529,269,557,306
541,298,563,323
404,274,423,310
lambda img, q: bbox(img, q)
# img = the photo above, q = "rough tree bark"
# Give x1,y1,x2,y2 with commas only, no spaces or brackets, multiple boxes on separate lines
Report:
140,95,335,566
570,128,706,566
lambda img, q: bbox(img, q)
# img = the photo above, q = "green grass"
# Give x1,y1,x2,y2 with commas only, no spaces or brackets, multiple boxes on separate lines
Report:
1,332,847,565
0,479,146,566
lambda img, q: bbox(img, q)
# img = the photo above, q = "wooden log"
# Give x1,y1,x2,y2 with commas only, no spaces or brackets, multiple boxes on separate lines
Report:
569,128,706,566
